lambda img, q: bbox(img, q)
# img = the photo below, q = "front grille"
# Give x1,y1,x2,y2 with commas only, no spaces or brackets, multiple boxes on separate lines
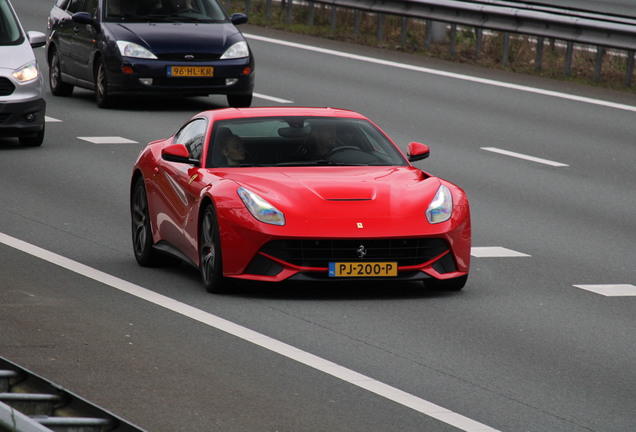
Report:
156,53,221,61
0,114,11,124
0,78,15,96
261,238,449,268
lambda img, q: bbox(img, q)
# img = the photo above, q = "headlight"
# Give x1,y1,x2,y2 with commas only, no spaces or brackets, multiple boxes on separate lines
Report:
220,41,249,59
238,187,285,226
13,62,39,83
426,185,453,224
116,41,157,59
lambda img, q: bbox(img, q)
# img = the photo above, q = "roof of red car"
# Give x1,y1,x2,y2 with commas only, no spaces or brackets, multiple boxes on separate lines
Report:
197,107,368,122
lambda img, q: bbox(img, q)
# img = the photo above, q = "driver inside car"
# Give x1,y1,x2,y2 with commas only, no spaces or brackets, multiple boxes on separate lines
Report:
156,0,196,14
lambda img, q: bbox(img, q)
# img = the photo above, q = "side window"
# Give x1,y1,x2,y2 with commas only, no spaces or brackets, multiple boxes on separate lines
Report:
174,119,207,161
67,0,85,14
81,0,99,16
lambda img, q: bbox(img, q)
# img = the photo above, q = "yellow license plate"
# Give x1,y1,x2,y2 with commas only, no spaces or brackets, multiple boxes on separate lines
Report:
167,66,214,78
328,262,398,277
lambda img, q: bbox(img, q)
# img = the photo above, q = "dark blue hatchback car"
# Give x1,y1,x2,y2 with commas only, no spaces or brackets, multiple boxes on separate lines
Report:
46,0,254,108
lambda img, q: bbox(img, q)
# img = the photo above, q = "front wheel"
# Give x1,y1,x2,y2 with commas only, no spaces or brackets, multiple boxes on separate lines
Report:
199,205,227,293
95,58,115,108
425,275,468,291
131,177,161,266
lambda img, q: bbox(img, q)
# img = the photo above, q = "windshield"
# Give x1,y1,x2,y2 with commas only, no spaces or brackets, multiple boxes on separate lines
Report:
104,0,227,23
0,0,24,46
207,117,409,168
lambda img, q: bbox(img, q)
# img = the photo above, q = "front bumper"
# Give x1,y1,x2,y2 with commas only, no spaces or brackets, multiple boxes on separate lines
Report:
105,56,255,96
0,97,46,137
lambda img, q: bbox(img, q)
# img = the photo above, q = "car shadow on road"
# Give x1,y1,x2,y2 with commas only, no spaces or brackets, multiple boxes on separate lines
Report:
70,89,228,113
223,279,462,301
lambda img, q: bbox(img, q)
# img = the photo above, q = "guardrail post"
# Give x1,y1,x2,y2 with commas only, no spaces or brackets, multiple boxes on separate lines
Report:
564,41,574,77
285,0,293,26
625,51,635,86
594,46,605,82
377,13,385,43
330,5,337,31
425,20,446,48
535,37,544,71
501,32,510,66
306,2,314,26
400,17,408,47
265,0,272,21
449,24,457,57
354,10,361,37
475,28,483,58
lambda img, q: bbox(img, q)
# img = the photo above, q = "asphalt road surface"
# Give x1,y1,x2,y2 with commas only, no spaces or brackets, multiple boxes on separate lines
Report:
2,1,635,432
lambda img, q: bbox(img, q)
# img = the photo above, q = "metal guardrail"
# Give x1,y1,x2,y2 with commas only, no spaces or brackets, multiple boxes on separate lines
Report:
0,357,147,432
255,0,636,84
324,0,636,50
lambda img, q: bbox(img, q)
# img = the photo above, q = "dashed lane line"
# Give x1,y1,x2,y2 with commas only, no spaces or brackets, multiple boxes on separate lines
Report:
481,147,569,167
573,284,636,297
78,136,138,144
471,247,531,258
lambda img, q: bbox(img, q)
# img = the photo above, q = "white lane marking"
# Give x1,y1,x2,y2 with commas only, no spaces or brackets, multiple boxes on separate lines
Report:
573,284,636,297
45,116,62,123
0,232,500,432
78,136,138,144
245,33,636,113
471,247,531,258
254,92,293,103
481,147,569,167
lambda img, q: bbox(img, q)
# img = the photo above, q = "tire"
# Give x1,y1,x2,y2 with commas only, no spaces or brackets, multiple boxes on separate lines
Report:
425,274,468,291
95,58,114,108
19,125,44,147
131,177,161,266
199,204,227,293
49,48,74,96
227,93,252,108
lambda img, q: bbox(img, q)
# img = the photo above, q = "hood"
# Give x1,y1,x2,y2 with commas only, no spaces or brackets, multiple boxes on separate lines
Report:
0,39,36,72
106,22,242,56
220,166,440,220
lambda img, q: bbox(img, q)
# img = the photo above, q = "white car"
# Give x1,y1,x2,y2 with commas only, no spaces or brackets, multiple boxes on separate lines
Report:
0,0,46,146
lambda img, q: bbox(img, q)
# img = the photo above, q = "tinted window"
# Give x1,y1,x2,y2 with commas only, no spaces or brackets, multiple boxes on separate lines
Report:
67,0,85,14
104,0,227,22
208,117,408,168
0,0,24,46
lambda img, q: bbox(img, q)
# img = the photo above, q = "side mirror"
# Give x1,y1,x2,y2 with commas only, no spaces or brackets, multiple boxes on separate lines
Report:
407,142,430,162
231,13,248,25
27,31,46,49
72,12,96,26
162,144,199,166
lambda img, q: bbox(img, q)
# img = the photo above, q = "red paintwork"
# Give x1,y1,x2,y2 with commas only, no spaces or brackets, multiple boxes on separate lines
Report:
132,107,471,282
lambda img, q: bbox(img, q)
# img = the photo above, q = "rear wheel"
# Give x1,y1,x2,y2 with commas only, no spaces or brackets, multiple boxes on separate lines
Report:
131,177,161,266
199,204,227,293
227,93,252,108
425,275,468,291
49,48,73,96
